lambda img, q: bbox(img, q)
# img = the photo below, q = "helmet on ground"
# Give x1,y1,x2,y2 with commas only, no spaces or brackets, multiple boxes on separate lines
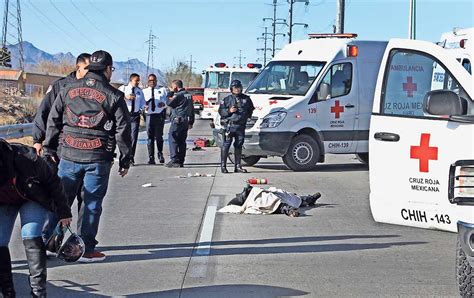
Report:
57,233,85,263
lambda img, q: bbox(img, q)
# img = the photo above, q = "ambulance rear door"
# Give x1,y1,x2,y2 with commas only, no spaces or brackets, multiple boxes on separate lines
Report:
369,39,474,232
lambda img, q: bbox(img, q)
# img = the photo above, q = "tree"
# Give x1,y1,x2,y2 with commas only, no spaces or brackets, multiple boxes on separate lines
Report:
165,61,203,87
34,59,75,75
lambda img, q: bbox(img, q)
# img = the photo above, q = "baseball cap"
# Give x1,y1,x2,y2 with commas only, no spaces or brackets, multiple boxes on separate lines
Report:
85,50,113,71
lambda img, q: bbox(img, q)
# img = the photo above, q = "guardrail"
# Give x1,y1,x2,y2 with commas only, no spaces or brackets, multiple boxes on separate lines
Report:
0,123,33,139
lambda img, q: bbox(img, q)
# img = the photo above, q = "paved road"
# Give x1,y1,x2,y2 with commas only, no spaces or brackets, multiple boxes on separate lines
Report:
9,120,458,297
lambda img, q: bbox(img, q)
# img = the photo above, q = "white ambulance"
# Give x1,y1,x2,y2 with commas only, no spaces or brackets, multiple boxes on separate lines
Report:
201,63,261,119
214,34,388,171
438,27,472,74
368,39,473,296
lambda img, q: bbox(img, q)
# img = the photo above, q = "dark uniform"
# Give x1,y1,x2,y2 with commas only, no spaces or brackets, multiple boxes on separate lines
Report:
218,91,254,173
44,66,131,255
166,89,195,167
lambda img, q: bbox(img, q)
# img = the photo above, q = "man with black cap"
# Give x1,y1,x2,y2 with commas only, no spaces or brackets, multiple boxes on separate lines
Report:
165,79,195,168
44,50,132,263
0,139,72,297
218,79,254,173
32,53,91,249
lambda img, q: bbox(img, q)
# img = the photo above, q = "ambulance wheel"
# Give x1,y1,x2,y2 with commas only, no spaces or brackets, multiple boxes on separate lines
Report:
283,134,320,171
356,153,369,165
457,237,474,297
242,156,261,166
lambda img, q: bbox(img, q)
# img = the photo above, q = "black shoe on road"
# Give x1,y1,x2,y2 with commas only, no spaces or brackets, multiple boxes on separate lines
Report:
147,159,156,165
234,167,248,173
158,152,165,164
165,162,182,168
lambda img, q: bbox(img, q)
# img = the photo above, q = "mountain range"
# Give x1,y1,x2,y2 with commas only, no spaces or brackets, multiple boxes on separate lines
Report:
6,41,166,85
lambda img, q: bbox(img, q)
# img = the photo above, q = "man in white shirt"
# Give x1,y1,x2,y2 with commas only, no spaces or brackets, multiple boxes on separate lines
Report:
143,74,167,164
118,73,145,166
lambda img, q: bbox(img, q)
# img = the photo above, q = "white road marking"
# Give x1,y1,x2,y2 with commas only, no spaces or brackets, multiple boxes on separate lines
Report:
195,205,217,256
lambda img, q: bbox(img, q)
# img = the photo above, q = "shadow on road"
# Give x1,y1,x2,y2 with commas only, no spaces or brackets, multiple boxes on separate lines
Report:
12,234,426,271
130,284,309,297
252,162,368,173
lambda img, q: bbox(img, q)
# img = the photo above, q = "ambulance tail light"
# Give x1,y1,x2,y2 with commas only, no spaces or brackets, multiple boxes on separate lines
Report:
460,39,467,49
215,63,226,68
247,63,262,69
347,45,358,57
449,160,474,205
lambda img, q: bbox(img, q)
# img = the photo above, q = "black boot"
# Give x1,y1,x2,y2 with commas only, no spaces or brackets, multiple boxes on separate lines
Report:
220,147,229,174
234,148,247,173
147,142,156,164
157,152,165,164
0,247,15,298
23,238,47,298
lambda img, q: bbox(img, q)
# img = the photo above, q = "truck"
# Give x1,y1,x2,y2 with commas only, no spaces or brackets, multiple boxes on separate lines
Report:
214,34,388,170
201,63,261,120
438,27,472,74
368,38,473,296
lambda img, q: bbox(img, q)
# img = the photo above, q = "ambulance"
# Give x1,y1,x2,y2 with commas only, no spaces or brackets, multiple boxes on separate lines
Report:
201,63,261,119
214,34,388,171
367,39,473,296
438,27,472,74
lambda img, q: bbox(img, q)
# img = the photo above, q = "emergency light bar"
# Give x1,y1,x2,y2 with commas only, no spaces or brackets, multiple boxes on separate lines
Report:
215,62,226,68
247,63,262,69
308,33,358,39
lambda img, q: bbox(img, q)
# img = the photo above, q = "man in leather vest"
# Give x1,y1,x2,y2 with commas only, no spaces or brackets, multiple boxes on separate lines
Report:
218,79,255,173
44,50,131,263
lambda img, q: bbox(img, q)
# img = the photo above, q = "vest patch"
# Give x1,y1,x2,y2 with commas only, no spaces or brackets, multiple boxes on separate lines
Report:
68,87,106,103
64,135,102,150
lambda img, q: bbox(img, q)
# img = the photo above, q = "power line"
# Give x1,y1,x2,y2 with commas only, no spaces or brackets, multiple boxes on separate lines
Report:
25,0,77,45
145,29,158,78
69,0,123,48
48,0,96,47
257,27,272,65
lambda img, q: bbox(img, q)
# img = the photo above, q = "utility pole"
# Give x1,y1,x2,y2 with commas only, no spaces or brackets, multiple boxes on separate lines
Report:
125,57,131,82
287,0,309,44
408,0,416,39
234,50,246,67
257,27,272,65
186,55,196,72
263,0,287,57
145,29,158,78
1,0,23,70
335,0,345,34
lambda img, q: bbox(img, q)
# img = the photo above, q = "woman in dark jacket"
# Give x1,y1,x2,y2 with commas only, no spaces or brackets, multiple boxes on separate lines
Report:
0,139,72,298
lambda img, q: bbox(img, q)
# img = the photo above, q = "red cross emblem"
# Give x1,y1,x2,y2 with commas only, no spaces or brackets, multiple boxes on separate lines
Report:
330,100,344,119
410,133,438,173
269,100,278,105
403,76,417,98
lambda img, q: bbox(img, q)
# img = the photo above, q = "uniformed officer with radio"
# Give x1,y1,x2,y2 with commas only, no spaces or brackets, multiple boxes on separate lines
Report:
218,79,254,173
165,80,194,168
143,74,167,164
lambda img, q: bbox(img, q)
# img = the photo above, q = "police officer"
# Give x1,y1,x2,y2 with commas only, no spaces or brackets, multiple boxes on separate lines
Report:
165,79,194,168
143,74,167,164
44,50,132,262
119,73,145,166
218,79,255,173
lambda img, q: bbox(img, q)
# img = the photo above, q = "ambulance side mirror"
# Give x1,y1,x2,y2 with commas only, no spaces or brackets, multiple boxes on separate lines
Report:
318,83,331,101
423,90,464,116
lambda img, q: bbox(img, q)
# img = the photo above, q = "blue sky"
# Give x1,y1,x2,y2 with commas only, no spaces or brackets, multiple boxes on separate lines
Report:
9,0,474,73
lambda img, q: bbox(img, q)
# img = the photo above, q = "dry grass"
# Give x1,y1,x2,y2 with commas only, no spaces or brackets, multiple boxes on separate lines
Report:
7,136,34,146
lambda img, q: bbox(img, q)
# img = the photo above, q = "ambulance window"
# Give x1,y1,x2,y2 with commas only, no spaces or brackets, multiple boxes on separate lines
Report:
382,50,472,118
247,61,325,96
205,71,230,89
462,59,471,74
314,63,352,101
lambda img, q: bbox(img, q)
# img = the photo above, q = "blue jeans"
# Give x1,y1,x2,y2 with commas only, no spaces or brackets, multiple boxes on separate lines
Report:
58,159,112,253
0,201,48,246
